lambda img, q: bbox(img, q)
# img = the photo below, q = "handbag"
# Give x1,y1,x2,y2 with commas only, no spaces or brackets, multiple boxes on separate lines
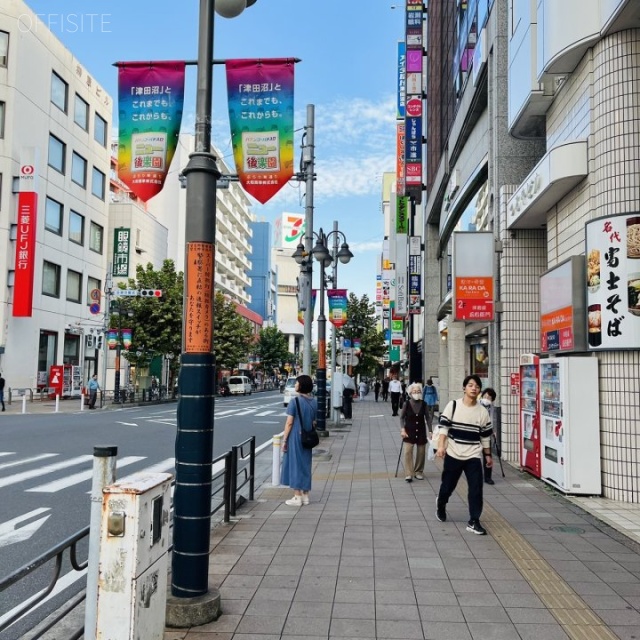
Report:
296,398,320,449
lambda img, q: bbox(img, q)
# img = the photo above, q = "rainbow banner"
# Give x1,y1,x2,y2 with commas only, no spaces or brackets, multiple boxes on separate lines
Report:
107,330,119,350
225,58,295,204
327,289,348,327
121,329,133,350
117,61,185,202
298,290,317,325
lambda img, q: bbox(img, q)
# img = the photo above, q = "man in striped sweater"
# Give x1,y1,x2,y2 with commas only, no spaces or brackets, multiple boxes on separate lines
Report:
435,374,493,535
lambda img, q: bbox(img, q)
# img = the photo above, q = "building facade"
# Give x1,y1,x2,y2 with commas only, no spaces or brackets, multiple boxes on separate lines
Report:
0,1,112,390
248,220,276,326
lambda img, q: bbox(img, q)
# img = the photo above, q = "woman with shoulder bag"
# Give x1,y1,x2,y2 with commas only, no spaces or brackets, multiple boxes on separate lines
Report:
400,383,430,482
281,374,317,507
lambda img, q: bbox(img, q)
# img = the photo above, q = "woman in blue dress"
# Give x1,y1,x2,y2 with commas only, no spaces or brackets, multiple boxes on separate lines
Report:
281,374,316,506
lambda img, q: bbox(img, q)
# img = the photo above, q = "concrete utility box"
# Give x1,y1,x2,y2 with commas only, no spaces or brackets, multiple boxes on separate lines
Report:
96,472,172,640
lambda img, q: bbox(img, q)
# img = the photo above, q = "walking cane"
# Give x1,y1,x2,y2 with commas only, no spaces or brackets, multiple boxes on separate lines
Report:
395,443,403,478
492,433,505,478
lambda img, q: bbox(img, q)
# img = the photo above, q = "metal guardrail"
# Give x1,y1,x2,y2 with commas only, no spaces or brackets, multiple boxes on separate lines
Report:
0,435,257,638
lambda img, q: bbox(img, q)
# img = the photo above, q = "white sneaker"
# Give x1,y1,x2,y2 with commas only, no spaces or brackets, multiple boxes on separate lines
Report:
301,494,310,505
414,474,424,480
285,495,302,507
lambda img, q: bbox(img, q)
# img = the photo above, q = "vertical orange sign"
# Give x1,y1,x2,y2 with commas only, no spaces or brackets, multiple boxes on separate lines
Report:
185,242,213,353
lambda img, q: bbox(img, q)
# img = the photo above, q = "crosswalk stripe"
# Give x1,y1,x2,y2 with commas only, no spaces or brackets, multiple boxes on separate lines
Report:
0,453,58,471
27,456,146,493
0,452,15,458
132,457,175,475
0,455,93,489
255,410,276,416
234,408,259,415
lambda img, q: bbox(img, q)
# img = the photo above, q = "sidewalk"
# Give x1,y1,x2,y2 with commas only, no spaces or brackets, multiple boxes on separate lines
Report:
172,397,640,640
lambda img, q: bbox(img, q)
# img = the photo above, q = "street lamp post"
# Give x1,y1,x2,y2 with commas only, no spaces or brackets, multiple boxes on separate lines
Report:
111,299,132,404
168,0,258,625
295,226,353,434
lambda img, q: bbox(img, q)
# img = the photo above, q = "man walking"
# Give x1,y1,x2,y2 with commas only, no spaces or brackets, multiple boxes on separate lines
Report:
374,379,381,402
381,376,390,402
435,374,492,535
389,374,402,416
0,373,5,411
87,374,100,409
422,378,439,429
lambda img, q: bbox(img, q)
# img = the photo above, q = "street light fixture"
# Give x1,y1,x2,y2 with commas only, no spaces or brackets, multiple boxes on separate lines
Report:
310,227,353,434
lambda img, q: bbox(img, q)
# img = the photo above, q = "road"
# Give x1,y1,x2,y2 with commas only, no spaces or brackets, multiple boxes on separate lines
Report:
0,390,286,638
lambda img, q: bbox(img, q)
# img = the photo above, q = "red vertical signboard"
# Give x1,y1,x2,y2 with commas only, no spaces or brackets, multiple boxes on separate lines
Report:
13,150,39,317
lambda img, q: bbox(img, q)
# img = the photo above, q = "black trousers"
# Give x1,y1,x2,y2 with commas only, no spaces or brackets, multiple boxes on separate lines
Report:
390,392,401,415
342,392,353,419
437,455,484,521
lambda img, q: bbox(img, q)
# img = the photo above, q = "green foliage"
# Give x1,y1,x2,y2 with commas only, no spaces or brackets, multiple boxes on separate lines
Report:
213,291,254,371
254,326,289,375
340,293,387,377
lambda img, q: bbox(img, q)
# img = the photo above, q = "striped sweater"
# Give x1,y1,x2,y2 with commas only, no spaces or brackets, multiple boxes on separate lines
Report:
438,399,492,461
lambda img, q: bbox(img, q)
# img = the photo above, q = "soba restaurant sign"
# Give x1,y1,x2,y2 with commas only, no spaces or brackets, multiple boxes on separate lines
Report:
585,213,640,350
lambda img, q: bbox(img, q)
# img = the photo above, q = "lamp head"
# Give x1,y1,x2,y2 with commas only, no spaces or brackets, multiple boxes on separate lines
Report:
215,0,247,18
337,242,353,264
312,236,332,268
292,242,306,265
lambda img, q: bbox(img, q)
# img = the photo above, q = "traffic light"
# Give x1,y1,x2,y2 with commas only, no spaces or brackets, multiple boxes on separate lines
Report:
139,289,163,298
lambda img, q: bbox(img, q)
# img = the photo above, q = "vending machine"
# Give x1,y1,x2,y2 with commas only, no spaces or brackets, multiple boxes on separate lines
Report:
539,357,601,495
519,354,541,478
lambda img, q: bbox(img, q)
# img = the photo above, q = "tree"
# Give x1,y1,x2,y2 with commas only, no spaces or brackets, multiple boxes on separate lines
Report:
213,291,254,371
254,326,289,376
339,293,387,377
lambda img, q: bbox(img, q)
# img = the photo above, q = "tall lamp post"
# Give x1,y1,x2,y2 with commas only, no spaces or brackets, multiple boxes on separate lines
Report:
169,0,259,625
294,226,353,434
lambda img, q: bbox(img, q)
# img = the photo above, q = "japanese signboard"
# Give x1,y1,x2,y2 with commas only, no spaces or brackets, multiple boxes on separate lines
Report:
539,256,586,353
453,232,494,322
13,148,38,317
409,235,422,314
185,243,214,353
327,289,348,327
117,61,185,202
585,213,640,350
226,58,295,204
112,228,130,278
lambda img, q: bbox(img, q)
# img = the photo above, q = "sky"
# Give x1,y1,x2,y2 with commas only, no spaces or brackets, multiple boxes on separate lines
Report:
24,0,405,302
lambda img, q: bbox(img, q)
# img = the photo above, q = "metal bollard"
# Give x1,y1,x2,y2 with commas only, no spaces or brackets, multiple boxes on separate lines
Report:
85,446,118,640
21,394,26,414
55,395,60,413
272,432,284,486
80,393,85,411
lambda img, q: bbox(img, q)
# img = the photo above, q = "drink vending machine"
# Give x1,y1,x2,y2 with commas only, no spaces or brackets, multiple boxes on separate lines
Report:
539,357,601,495
519,354,541,478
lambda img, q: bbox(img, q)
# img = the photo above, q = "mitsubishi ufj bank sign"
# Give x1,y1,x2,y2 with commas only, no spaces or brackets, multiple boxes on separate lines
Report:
453,232,494,322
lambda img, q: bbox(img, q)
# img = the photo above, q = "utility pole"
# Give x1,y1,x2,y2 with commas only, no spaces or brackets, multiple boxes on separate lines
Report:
101,265,112,406
302,105,315,376
330,221,340,425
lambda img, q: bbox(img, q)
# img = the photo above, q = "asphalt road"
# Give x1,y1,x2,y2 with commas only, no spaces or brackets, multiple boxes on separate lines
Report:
0,390,286,638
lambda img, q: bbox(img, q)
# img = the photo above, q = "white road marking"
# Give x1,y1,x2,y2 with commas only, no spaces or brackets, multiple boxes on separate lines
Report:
26,456,146,493
0,455,93,489
115,421,138,426
0,453,58,471
0,508,51,549
0,452,15,458
254,420,280,424
255,410,276,416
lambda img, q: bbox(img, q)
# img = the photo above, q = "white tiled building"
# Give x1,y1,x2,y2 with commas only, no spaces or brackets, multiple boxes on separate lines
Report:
0,1,112,390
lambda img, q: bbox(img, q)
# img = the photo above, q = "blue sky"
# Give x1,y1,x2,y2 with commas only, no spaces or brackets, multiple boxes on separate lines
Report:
25,0,404,302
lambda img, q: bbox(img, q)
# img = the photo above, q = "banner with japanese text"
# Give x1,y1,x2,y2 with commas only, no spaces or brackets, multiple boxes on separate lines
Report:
107,330,119,350
327,289,348,327
112,228,130,278
121,329,132,350
298,289,317,325
226,58,295,204
117,61,185,202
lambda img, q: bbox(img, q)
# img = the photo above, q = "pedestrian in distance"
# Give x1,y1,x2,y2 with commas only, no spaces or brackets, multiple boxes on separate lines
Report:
359,379,368,400
435,374,493,535
374,379,381,402
389,373,402,416
0,372,5,411
342,374,356,419
281,374,317,507
400,383,430,482
480,387,497,485
422,378,439,429
87,374,100,409
381,376,390,402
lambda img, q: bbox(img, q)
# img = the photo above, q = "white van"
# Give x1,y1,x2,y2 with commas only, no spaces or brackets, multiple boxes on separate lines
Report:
228,375,252,395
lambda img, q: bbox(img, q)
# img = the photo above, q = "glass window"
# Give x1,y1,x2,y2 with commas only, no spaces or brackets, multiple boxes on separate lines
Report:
69,210,84,245
0,102,5,138
90,222,103,254
87,276,101,305
48,134,66,173
38,331,58,377
91,167,105,200
66,269,82,303
74,94,89,130
45,197,63,235
42,261,61,298
0,31,8,67
71,152,87,187
51,72,68,112
94,113,107,146
63,334,80,366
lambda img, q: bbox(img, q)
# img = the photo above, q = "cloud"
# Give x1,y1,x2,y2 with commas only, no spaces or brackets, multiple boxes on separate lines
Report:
350,240,383,253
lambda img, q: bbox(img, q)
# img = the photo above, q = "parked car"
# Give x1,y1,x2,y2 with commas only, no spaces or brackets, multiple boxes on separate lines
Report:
228,375,252,395
283,377,297,407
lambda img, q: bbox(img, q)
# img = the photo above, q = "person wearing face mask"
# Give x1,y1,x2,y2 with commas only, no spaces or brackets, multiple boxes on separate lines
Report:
480,388,497,485
399,382,430,482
